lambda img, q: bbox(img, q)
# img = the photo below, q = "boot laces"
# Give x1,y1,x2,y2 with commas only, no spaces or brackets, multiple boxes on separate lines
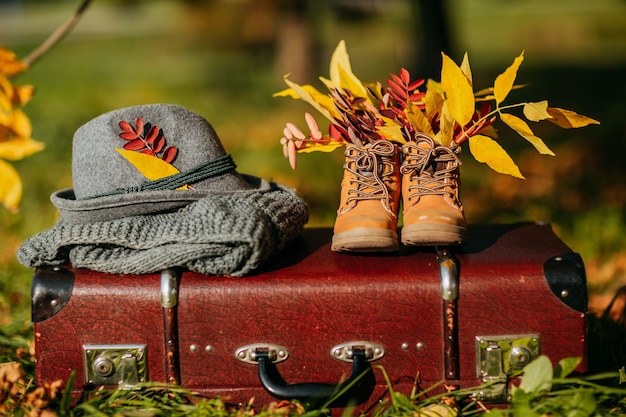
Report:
402,134,462,206
345,140,397,211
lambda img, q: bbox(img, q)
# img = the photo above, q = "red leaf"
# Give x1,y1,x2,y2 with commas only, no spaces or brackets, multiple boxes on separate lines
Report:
145,126,160,144
389,73,405,88
135,117,144,136
119,121,134,133
399,68,410,85
408,78,425,91
123,139,147,151
162,147,178,163
153,135,165,153
140,149,156,156
119,131,140,140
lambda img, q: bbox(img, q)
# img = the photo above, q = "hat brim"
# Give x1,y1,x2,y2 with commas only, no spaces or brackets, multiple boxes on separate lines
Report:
52,173,269,224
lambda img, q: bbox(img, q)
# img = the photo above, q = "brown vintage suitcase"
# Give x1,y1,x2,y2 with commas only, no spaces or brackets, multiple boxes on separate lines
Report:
32,222,587,412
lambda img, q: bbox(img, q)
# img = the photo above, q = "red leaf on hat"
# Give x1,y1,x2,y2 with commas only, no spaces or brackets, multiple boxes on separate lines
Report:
123,139,147,151
162,147,178,163
119,121,134,132
145,126,159,144
135,117,144,136
153,134,165,153
119,131,140,140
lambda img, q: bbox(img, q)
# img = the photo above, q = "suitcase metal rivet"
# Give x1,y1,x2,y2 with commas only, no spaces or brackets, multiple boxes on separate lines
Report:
416,342,425,351
205,345,214,353
189,344,199,353
401,343,409,351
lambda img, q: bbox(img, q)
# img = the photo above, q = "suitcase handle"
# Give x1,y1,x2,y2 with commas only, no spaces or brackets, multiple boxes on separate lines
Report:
254,347,375,407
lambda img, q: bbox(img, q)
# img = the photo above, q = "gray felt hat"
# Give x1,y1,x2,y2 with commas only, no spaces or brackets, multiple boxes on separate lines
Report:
52,103,261,223
19,104,309,276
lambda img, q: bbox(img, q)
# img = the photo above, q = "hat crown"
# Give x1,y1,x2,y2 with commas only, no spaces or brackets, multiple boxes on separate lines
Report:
72,104,227,199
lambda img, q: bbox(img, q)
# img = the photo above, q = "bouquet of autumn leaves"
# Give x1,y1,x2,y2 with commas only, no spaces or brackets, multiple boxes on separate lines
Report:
275,40,598,178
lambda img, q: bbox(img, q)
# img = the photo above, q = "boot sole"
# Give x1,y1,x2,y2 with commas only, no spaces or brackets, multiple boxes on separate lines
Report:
401,224,468,246
332,228,399,252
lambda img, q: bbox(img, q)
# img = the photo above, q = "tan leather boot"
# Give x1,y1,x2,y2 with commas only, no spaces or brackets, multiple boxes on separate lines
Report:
331,140,401,252
401,133,467,246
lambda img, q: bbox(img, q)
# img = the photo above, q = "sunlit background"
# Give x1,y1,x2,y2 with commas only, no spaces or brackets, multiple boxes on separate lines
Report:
1,0,625,323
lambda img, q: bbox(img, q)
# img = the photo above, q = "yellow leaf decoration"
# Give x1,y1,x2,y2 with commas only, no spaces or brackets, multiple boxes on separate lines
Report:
323,40,368,97
546,107,600,129
116,148,188,189
0,159,22,213
460,52,473,87
523,100,551,122
441,52,475,127
282,77,335,122
493,51,524,105
376,125,407,144
469,135,524,179
406,100,435,137
500,113,555,156
298,141,344,153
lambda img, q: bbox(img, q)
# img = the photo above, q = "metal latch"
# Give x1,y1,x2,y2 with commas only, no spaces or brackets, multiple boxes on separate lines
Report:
235,343,290,365
83,344,147,388
330,341,385,363
474,334,540,401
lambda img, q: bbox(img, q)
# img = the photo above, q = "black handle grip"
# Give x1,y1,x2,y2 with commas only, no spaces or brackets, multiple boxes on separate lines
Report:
255,348,375,407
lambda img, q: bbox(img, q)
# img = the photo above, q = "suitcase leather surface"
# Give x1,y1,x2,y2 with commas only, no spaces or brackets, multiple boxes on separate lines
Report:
32,222,587,411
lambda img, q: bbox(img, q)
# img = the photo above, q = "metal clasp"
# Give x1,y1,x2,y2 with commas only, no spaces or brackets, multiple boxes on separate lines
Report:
330,341,385,363
235,343,290,365
474,334,541,401
83,344,147,388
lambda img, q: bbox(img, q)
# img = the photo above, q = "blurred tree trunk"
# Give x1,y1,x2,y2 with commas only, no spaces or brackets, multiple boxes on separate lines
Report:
410,0,453,80
275,1,314,82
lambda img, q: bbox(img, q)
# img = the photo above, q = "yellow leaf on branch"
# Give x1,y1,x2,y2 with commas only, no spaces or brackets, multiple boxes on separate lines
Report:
523,100,551,122
298,141,345,153
493,51,524,105
500,112,555,156
406,100,435,137
116,148,188,190
468,134,524,179
0,137,45,161
0,159,22,212
441,52,475,127
546,107,600,129
322,40,369,98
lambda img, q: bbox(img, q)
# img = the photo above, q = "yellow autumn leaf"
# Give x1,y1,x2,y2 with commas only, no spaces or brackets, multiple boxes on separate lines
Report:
468,134,524,179
5,108,32,139
493,51,524,105
406,100,435,137
0,159,22,212
523,100,551,122
460,52,473,87
0,47,28,77
281,77,335,122
500,113,555,156
12,84,34,106
439,102,454,146
546,107,600,129
376,125,407,144
0,137,45,160
322,40,369,98
116,149,188,190
441,52,475,127
298,141,344,153
423,80,443,120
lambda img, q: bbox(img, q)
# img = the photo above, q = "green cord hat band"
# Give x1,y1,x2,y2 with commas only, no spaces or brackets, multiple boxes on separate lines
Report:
80,154,236,200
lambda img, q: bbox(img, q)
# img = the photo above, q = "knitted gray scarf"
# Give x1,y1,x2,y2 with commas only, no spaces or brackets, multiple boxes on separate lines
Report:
17,183,308,277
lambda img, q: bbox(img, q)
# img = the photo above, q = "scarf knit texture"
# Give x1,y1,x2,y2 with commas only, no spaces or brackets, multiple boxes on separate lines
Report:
18,186,308,277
